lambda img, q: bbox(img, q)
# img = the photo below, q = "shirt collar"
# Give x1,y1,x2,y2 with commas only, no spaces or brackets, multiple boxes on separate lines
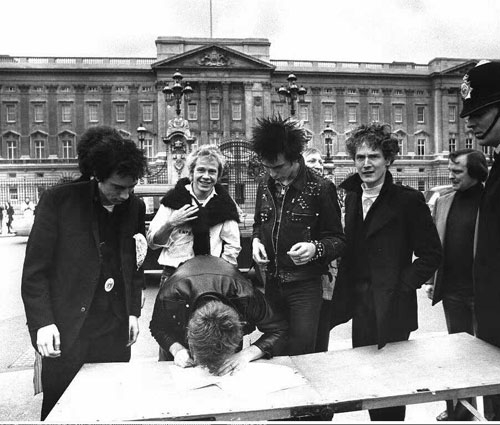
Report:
186,183,218,206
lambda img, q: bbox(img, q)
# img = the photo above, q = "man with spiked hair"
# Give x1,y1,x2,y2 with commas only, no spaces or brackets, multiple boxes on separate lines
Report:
251,116,345,357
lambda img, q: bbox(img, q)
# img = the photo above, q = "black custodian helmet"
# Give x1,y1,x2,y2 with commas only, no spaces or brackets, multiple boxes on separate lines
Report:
460,60,500,118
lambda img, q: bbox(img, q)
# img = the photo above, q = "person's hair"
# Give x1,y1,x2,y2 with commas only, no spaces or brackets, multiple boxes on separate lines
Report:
88,138,147,182
77,126,125,180
449,148,488,182
345,123,400,164
186,145,226,178
187,300,243,375
302,147,323,158
251,116,305,163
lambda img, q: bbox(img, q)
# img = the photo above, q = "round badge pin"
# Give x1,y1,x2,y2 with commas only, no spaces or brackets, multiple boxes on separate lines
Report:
104,278,115,292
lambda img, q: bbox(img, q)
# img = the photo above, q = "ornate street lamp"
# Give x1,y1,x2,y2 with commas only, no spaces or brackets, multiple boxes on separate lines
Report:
136,123,147,151
322,125,334,163
276,74,307,116
162,70,193,116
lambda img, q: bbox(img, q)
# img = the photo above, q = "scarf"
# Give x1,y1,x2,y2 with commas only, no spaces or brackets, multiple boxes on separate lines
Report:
161,177,240,255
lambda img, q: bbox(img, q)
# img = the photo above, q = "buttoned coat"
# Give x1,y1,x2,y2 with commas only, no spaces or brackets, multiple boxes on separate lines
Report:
21,180,145,352
335,172,442,347
474,155,500,347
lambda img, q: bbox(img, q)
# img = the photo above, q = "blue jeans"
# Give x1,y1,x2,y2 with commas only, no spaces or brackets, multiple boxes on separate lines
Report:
265,275,323,356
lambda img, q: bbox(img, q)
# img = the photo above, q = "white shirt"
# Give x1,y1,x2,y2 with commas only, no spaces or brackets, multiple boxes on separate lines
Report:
147,184,241,267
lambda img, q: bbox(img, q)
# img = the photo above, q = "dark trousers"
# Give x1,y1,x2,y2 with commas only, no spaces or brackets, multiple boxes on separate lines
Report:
265,275,323,356
315,300,332,352
40,322,130,421
352,281,409,422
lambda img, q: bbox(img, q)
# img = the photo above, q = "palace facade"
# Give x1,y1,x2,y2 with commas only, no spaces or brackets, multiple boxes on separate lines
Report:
0,36,490,209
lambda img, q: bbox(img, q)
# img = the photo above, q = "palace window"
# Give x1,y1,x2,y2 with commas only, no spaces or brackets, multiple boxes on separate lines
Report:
187,103,198,121
115,104,126,122
209,102,220,121
348,105,357,123
371,105,380,122
142,137,154,159
88,103,99,122
232,103,242,121
449,105,457,123
324,104,334,122
416,138,426,156
465,137,474,150
394,105,403,123
448,136,456,152
33,104,44,122
61,139,73,159
6,104,17,122
274,103,284,117
61,103,72,122
34,139,45,159
142,104,153,122
395,89,403,95
417,106,426,123
6,139,18,159
371,89,379,95
347,88,356,95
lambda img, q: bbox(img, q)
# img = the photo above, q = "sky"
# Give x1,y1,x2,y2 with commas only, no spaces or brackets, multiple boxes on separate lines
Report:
2,0,500,64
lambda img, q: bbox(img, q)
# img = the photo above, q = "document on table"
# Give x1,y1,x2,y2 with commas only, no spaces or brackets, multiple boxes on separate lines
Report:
170,362,306,395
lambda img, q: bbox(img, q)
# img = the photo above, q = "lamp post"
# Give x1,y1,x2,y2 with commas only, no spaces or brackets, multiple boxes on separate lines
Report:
276,74,307,117
322,125,334,163
136,123,147,152
162,70,193,116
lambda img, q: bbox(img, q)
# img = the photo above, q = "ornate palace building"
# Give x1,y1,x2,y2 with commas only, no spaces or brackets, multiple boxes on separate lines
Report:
0,36,491,211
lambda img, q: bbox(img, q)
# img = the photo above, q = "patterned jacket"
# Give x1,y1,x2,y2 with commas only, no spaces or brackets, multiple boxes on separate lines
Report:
252,158,345,282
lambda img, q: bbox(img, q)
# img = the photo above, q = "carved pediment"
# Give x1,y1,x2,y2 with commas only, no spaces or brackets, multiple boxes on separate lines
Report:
437,60,478,77
152,44,274,71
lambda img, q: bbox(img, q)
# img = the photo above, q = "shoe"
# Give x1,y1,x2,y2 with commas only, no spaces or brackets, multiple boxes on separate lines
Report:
436,410,448,421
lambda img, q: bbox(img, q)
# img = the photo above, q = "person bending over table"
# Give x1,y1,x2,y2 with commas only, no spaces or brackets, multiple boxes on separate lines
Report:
149,255,288,375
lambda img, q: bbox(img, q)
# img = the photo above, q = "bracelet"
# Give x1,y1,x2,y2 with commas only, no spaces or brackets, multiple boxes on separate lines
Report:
309,240,325,261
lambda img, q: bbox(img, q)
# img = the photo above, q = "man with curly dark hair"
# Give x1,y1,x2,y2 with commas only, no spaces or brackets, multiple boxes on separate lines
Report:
251,116,345,356
336,123,441,421
22,136,148,420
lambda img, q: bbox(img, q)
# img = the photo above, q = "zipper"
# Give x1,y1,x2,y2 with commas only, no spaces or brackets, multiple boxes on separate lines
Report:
268,183,289,277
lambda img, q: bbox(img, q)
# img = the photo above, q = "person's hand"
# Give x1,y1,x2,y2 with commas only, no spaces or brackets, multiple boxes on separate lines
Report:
287,242,316,265
252,239,269,266
422,284,434,300
167,204,199,229
37,324,61,358
127,315,139,347
214,349,257,376
173,348,195,368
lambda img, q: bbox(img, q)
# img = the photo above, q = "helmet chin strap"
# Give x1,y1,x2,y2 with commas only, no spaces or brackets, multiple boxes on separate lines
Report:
480,107,500,140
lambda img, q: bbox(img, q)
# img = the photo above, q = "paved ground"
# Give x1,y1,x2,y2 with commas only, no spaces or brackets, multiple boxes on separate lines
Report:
0,234,473,422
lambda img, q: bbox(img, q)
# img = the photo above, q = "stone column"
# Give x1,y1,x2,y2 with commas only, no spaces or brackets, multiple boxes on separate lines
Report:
359,88,369,124
102,85,112,126
244,82,253,141
129,84,139,136
311,87,322,145
405,89,415,154
382,88,392,125
335,87,346,156
19,85,30,157
433,86,443,156
262,82,273,121
155,80,167,156
199,82,208,144
47,85,58,157
74,85,86,138
222,82,230,138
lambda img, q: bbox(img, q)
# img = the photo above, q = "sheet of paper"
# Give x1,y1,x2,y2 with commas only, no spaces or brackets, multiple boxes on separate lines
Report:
216,363,307,397
169,362,306,396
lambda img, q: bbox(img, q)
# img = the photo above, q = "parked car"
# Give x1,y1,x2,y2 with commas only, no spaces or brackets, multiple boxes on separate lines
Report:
423,184,453,215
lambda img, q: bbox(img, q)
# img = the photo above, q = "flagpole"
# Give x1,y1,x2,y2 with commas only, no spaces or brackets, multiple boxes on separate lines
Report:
210,0,213,38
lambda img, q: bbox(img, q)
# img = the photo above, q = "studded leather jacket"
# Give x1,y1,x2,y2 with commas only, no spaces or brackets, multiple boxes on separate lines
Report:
252,158,345,282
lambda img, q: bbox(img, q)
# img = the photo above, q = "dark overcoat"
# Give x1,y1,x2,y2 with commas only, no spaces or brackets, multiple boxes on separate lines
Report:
474,154,500,347
333,171,442,347
21,180,145,352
